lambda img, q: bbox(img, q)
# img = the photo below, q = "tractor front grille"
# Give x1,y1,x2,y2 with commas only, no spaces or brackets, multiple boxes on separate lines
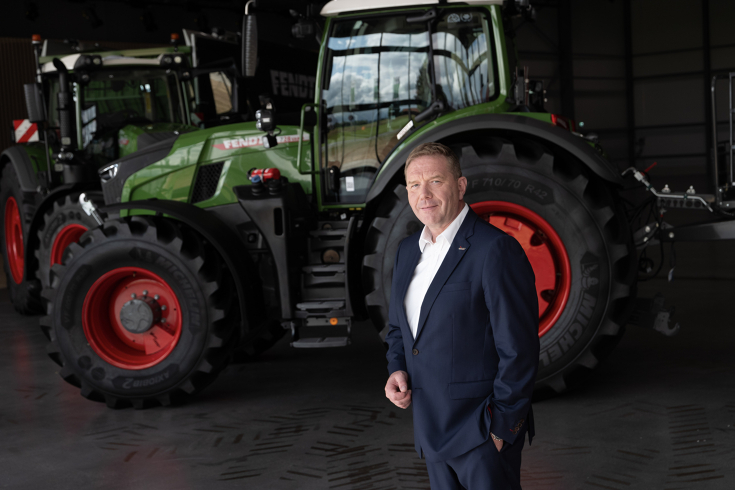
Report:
191,162,224,204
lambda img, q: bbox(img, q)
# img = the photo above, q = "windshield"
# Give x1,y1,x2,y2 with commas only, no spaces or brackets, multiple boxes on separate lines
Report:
82,69,185,130
321,9,497,204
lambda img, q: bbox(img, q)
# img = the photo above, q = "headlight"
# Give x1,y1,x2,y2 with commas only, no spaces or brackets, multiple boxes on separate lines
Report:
99,163,118,182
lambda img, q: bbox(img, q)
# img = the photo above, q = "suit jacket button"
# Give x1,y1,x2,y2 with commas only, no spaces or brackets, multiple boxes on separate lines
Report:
412,349,419,355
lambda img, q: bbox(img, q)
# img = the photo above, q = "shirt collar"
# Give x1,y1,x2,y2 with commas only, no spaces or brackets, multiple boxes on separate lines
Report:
418,203,469,253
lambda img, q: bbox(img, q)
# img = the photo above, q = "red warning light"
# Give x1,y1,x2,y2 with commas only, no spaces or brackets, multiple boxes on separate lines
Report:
31,34,42,43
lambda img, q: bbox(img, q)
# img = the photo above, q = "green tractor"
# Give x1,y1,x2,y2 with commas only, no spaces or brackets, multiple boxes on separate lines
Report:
39,0,732,408
1,27,317,315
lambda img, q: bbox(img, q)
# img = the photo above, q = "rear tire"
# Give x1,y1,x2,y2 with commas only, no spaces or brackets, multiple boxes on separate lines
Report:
0,164,43,314
362,134,636,393
41,216,239,408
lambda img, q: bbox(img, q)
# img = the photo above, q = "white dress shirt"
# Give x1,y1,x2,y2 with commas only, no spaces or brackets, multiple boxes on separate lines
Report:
404,204,469,339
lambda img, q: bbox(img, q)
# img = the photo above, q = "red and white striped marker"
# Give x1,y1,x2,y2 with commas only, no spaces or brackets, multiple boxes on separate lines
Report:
13,119,39,143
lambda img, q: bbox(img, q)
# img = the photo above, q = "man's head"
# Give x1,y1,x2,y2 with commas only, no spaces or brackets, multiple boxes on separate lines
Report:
404,142,467,239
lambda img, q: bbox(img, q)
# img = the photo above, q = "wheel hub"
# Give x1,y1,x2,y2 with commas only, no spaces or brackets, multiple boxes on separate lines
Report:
120,297,161,334
470,201,572,338
82,267,182,370
50,223,88,266
4,197,24,284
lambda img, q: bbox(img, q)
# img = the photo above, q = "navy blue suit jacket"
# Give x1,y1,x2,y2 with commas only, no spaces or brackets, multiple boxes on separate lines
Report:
386,207,540,462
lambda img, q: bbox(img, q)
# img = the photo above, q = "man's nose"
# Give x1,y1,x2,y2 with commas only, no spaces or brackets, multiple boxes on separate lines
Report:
419,183,432,200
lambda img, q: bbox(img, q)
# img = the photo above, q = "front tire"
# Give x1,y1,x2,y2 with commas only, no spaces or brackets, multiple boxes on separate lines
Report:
35,192,104,290
362,134,636,393
41,216,239,408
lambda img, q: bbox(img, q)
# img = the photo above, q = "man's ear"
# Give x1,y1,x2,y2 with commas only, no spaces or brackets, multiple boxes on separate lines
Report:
458,176,468,200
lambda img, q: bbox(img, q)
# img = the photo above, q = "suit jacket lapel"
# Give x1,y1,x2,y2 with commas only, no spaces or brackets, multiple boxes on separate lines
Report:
413,210,478,344
396,238,422,328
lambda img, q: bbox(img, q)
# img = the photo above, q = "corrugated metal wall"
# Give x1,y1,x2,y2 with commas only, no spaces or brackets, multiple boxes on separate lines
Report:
0,38,36,155
0,38,163,156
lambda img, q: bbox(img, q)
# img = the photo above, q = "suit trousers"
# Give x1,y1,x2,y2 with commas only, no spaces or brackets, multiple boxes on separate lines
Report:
424,429,526,490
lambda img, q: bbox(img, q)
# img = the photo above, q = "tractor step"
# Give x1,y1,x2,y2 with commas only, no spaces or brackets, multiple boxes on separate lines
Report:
295,300,346,318
291,336,351,348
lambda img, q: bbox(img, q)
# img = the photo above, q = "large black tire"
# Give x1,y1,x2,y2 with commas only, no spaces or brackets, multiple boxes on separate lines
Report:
35,192,105,290
0,164,43,314
362,134,636,393
40,216,240,408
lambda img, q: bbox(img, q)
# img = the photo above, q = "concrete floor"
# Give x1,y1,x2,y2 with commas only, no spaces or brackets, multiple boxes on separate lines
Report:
1,272,734,489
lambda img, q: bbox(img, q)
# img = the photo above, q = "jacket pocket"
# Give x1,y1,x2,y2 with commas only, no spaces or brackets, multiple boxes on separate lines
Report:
448,379,493,399
442,281,471,292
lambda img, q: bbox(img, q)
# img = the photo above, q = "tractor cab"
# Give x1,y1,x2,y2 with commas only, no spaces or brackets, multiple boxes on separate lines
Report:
37,46,201,167
317,3,503,205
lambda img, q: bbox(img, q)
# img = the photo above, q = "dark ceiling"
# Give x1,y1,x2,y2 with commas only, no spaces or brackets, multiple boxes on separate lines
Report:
5,0,322,46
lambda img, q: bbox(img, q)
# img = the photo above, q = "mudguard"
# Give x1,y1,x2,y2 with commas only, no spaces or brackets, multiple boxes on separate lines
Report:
100,199,265,342
366,113,624,203
1,146,43,193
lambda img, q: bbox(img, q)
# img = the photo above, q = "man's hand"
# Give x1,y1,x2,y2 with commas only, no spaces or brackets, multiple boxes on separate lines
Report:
385,370,412,409
491,433,504,452
493,438,503,452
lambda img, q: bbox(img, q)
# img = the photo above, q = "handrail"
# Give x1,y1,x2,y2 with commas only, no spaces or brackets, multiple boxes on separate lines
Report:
297,103,317,174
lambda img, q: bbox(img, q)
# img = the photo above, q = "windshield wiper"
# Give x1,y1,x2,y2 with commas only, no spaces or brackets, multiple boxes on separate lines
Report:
397,101,445,140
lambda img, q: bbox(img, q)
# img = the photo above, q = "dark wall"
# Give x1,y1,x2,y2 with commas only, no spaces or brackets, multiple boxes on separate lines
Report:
1,1,303,46
512,0,735,193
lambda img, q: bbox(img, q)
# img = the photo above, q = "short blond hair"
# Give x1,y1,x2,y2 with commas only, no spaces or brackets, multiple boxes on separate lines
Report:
404,142,462,180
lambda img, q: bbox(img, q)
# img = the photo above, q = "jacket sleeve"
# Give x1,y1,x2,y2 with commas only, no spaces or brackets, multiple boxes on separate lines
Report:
482,234,540,445
386,243,408,375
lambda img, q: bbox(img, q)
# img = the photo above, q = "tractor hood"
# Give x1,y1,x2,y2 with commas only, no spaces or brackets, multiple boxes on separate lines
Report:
102,122,311,209
117,123,197,158
99,135,180,206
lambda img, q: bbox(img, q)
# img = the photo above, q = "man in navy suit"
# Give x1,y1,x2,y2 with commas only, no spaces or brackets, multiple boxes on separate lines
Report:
384,142,539,489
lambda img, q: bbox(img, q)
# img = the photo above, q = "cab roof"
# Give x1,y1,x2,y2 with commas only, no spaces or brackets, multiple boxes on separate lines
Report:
39,47,191,74
320,0,503,17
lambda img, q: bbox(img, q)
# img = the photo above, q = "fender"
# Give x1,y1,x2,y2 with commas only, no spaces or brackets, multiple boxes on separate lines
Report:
23,183,96,282
1,146,44,193
100,200,265,343
367,113,624,203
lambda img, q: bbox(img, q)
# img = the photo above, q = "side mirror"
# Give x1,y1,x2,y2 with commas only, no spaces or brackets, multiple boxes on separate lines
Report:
241,2,258,77
23,83,46,123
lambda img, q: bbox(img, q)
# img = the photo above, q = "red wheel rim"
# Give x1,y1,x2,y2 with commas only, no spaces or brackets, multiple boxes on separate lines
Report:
50,224,88,266
4,197,25,284
471,201,572,338
82,267,183,370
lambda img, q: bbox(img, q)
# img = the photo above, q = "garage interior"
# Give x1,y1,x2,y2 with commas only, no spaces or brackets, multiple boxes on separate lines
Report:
1,1,734,489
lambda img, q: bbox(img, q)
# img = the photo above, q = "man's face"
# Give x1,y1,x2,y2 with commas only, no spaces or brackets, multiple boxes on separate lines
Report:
405,155,467,235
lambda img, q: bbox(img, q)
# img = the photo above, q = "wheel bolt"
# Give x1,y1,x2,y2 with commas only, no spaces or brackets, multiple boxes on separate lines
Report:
161,318,166,323
161,305,167,311
154,294,160,300
131,293,136,299
142,290,148,296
